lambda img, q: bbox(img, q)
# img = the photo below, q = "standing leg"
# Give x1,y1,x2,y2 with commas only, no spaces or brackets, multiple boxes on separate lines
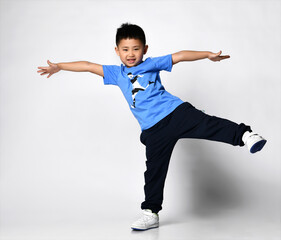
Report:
140,115,178,214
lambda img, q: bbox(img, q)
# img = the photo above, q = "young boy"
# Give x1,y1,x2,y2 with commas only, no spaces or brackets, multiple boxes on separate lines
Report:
37,23,267,231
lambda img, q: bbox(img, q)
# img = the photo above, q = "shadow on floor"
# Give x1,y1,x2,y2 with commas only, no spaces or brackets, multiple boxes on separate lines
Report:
175,139,246,218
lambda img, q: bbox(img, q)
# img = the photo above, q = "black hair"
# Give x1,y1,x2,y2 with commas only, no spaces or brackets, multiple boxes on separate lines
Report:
116,23,146,46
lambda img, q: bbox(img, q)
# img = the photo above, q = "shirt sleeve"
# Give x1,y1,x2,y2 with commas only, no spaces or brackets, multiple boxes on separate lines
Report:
150,54,173,72
102,65,120,85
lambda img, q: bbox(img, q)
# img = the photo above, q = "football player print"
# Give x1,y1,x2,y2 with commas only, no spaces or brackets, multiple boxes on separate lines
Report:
127,72,155,108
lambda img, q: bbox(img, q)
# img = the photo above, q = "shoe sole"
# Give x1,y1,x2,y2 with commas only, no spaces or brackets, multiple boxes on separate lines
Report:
250,139,267,153
131,224,159,231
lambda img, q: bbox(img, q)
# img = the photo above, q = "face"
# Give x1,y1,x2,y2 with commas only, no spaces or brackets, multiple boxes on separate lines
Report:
115,38,148,68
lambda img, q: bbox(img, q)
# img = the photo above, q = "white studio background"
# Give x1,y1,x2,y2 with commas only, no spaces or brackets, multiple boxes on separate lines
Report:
0,0,280,239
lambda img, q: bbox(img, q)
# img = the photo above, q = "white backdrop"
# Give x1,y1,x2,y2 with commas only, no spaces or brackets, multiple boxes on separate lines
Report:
0,0,280,239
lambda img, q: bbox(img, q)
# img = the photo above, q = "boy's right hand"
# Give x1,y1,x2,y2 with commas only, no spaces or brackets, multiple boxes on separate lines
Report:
37,60,60,78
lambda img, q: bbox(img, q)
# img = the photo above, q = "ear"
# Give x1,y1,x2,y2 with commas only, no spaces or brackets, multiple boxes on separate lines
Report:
143,45,148,55
115,46,120,56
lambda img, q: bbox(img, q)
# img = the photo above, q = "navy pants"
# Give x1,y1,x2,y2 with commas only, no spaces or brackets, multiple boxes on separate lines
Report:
140,102,251,214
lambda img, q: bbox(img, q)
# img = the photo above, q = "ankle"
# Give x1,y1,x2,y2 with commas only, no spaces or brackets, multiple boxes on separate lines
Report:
242,131,251,144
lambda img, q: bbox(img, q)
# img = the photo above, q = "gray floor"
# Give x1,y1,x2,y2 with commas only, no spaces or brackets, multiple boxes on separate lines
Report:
1,211,280,240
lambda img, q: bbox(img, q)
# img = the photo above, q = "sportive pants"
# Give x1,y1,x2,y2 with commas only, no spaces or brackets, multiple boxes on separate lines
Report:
139,102,251,213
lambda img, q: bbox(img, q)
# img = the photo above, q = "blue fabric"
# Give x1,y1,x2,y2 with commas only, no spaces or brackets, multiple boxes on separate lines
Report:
102,54,184,130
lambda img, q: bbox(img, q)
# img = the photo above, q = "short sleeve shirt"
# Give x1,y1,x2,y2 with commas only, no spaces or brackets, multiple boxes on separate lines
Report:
102,54,184,131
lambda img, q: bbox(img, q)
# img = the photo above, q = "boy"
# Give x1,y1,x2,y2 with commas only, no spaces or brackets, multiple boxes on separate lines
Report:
37,23,267,231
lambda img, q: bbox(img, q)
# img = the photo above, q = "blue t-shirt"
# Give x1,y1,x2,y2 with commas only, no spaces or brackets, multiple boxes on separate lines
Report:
102,54,184,130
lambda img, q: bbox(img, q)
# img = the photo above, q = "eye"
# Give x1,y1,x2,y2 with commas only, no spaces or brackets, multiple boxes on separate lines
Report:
123,49,128,51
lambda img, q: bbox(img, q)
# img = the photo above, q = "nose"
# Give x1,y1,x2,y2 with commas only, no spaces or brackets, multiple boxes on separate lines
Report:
128,50,135,57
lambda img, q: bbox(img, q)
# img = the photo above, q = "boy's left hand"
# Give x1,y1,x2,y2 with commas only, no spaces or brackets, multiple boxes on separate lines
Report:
208,51,230,62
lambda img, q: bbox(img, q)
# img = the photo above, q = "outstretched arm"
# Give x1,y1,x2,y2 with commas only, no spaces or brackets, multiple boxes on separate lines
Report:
172,50,230,65
37,60,104,78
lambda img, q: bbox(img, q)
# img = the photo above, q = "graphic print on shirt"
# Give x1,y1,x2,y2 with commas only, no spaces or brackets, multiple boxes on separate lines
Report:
127,73,155,108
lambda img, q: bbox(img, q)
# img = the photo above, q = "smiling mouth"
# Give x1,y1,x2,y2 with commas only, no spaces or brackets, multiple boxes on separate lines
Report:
127,59,136,63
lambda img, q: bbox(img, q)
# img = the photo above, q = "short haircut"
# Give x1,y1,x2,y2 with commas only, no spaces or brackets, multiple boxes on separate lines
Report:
116,23,146,46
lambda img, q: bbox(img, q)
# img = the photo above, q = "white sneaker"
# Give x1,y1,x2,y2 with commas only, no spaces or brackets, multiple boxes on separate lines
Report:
242,131,267,153
131,209,159,231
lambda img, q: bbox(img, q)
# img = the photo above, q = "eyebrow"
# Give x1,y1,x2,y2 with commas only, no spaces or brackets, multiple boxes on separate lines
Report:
121,46,141,48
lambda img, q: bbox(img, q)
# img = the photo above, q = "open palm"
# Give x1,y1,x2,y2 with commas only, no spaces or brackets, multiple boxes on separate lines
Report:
37,60,60,78
208,51,230,62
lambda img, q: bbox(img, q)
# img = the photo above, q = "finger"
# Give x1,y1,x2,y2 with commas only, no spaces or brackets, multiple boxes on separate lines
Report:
221,55,230,59
41,72,48,76
218,56,230,62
